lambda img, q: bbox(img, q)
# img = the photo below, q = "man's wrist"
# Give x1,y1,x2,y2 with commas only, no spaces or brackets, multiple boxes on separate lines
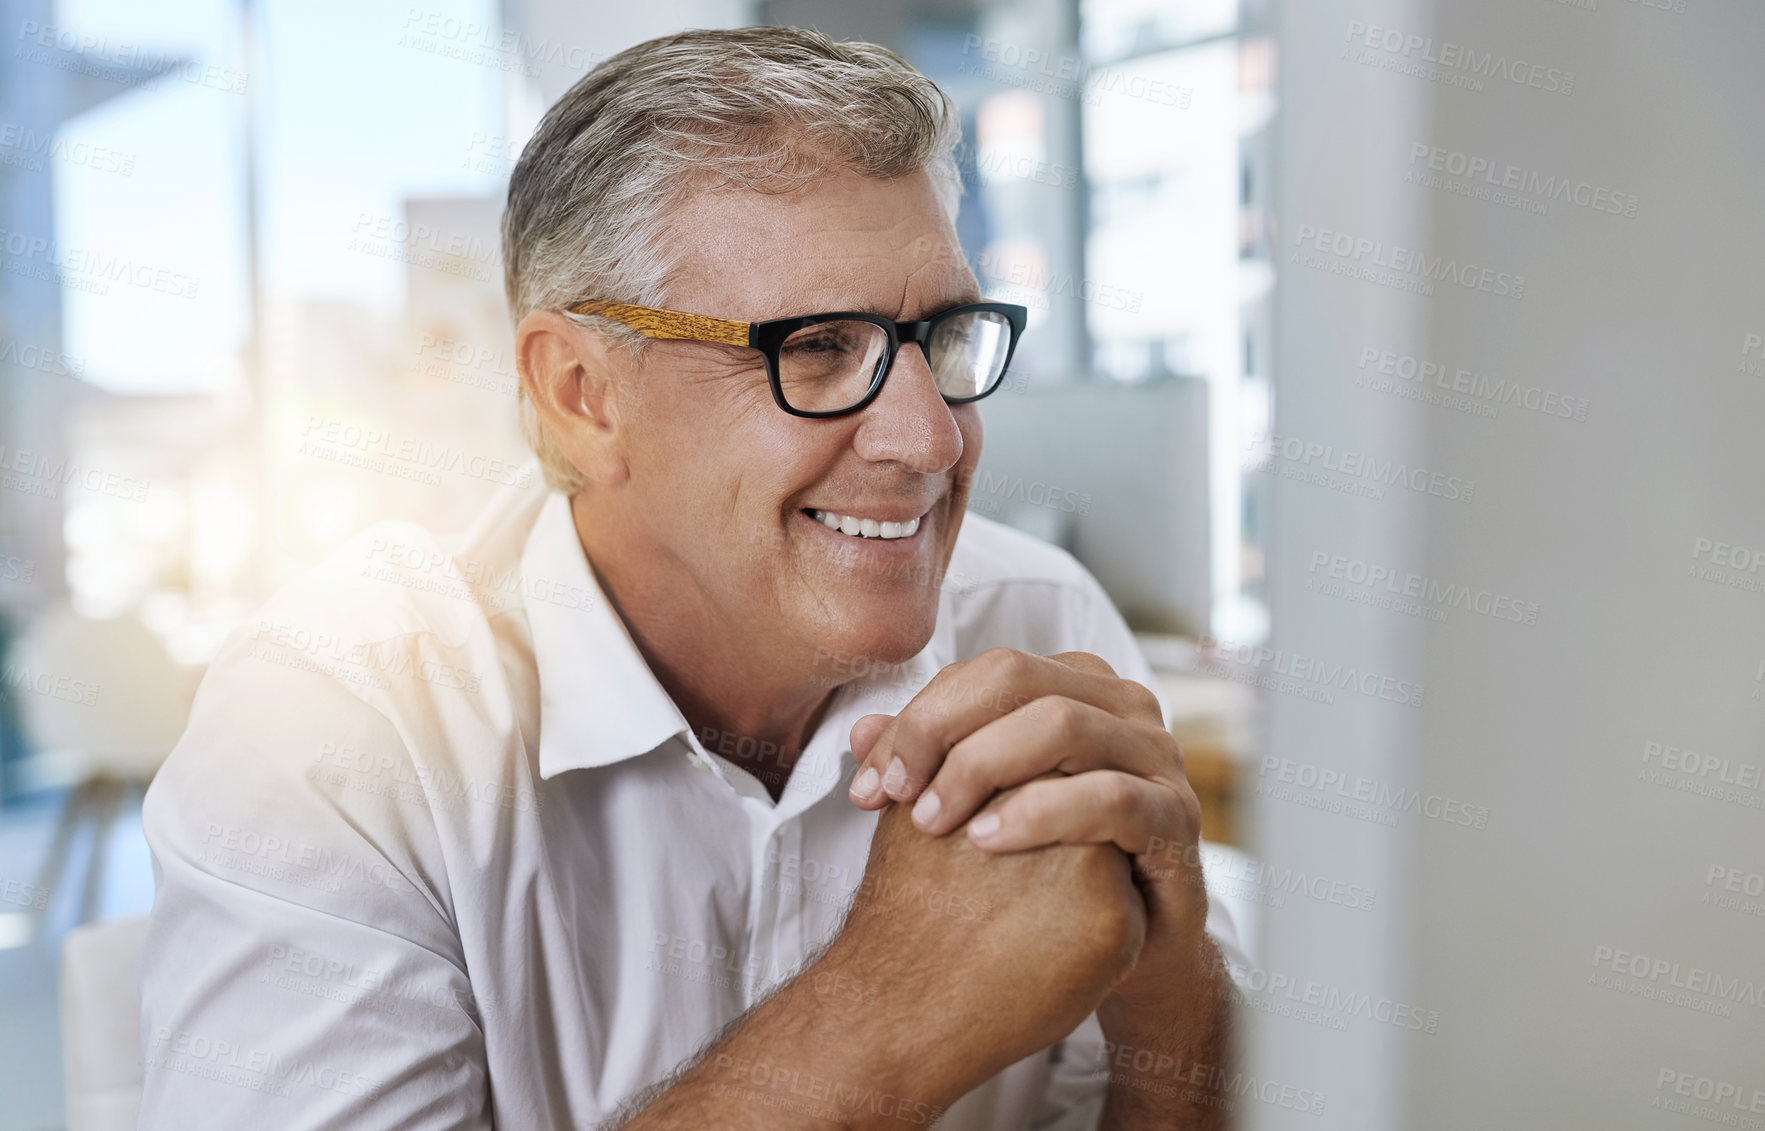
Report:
784,930,988,1116
645,937,972,1130
1095,936,1235,1130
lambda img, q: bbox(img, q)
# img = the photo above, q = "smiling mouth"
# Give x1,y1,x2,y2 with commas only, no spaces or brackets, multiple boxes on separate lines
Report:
804,508,922,541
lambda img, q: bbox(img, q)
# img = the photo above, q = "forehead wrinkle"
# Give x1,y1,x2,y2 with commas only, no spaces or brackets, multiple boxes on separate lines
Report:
756,235,975,321
659,177,960,320
899,253,978,321
737,211,924,289
669,181,915,264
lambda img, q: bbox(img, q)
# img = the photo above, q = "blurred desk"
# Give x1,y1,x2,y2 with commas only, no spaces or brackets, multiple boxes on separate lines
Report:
1136,634,1258,847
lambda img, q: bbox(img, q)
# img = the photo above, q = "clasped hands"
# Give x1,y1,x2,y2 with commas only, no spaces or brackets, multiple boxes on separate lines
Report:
845,647,1215,1022
621,649,1228,1130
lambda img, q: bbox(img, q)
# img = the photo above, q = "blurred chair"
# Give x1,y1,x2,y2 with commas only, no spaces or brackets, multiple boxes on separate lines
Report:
60,915,147,1131
6,608,191,933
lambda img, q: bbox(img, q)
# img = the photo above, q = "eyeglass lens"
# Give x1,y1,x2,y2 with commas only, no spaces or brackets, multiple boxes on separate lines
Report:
776,310,1014,413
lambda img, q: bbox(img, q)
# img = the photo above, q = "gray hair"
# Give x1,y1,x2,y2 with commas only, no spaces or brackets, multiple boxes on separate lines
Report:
501,26,966,495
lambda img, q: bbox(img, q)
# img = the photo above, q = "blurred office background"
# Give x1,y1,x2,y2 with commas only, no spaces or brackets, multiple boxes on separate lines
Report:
1,0,1760,1128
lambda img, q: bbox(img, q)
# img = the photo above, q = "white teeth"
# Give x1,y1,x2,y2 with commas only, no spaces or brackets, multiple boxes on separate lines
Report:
808,510,923,540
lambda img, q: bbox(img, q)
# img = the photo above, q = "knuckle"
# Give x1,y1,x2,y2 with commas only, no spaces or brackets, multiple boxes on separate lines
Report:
1077,869,1140,958
921,659,966,695
1098,897,1138,950
1054,650,1116,677
1174,781,1203,831
1103,774,1141,820
1074,840,1122,874
935,740,986,798
1006,777,1057,825
1049,838,1115,890
1109,910,1143,967
981,645,1034,684
1124,679,1162,719
1037,694,1085,737
1145,726,1187,775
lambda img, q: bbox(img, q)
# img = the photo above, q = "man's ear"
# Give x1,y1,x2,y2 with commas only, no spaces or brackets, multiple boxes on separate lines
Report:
516,310,630,487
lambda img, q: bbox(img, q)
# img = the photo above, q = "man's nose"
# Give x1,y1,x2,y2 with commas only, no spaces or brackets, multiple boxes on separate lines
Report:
850,342,964,473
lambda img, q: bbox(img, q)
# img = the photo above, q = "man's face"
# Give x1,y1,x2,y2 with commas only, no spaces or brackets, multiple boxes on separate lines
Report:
602,168,985,679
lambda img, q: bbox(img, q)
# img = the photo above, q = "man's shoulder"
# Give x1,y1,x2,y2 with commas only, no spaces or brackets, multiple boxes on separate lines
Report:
200,489,556,776
941,511,1161,715
947,510,1100,598
147,496,554,893
242,489,548,671
944,512,1128,660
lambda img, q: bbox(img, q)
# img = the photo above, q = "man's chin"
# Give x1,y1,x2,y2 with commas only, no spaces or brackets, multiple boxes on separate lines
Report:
799,597,940,684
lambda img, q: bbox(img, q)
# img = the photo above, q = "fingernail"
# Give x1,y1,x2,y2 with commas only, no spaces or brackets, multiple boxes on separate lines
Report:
851,766,880,801
882,757,907,797
969,813,1001,840
912,790,941,827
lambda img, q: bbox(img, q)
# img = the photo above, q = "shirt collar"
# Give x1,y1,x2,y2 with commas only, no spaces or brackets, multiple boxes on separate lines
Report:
526,493,690,779
524,490,958,781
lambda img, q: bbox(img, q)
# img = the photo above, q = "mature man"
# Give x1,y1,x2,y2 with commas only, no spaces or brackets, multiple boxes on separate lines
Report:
139,26,1246,1130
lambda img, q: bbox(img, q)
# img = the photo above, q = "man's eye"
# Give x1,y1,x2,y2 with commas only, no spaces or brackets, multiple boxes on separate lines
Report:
782,321,880,358
786,332,855,354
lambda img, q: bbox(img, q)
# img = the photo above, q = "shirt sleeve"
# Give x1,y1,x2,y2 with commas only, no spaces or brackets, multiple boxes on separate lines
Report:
137,627,491,1130
1026,1013,1110,1131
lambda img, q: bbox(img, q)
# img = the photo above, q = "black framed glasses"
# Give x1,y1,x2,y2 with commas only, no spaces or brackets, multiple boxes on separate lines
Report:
568,298,1029,418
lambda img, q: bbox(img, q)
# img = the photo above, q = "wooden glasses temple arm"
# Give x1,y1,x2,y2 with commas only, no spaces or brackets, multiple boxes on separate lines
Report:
568,300,751,348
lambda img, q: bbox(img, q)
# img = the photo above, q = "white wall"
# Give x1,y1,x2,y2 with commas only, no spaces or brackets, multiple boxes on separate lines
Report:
1257,2,1765,1128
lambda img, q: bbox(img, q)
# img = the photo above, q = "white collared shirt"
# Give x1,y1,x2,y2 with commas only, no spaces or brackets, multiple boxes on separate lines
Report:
138,482,1247,1129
